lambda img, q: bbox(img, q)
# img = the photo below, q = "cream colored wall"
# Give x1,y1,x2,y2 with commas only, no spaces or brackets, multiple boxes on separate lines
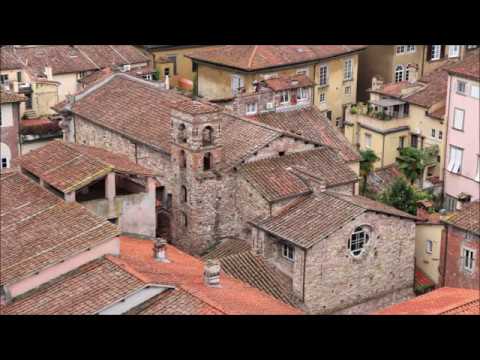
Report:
32,82,59,116
313,54,359,125
53,73,79,102
415,224,443,284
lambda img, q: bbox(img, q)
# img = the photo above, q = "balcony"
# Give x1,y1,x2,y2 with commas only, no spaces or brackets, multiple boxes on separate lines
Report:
350,99,409,120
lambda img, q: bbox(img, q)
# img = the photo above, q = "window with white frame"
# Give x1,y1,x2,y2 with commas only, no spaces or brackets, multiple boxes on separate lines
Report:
297,87,308,100
448,45,460,58
453,108,465,130
364,133,372,149
476,156,480,182
319,64,328,86
280,90,289,104
395,65,405,83
282,243,295,261
467,45,478,50
426,240,433,254
0,74,8,84
447,145,463,173
407,45,416,53
231,74,244,95
349,226,371,256
462,247,475,272
344,59,353,81
431,129,436,138
319,92,326,103
396,46,405,55
431,45,442,60
456,80,467,94
245,102,257,115
345,86,351,95
470,84,479,99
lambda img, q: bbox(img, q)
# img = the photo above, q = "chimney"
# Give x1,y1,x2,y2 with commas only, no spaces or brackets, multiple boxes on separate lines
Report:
165,75,170,90
407,64,418,84
153,238,169,262
12,81,19,93
204,259,221,287
44,66,53,80
371,76,383,91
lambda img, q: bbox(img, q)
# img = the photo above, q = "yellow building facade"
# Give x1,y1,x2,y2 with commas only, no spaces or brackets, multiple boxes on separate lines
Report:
415,222,444,285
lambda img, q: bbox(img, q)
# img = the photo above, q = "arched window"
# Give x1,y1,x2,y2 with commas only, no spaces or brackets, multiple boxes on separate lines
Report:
202,126,214,146
1,143,12,169
177,124,187,143
348,226,371,256
181,185,187,203
179,150,187,169
203,152,212,171
395,65,405,83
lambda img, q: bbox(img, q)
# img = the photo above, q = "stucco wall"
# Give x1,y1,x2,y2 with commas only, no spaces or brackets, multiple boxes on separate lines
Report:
415,223,444,284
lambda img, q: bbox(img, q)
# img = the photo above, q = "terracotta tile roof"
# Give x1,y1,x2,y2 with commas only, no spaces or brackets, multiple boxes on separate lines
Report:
112,236,302,314
415,268,435,289
0,91,27,104
78,67,113,86
264,74,315,91
442,201,480,235
253,191,418,249
0,257,146,315
187,45,366,71
11,45,150,76
203,239,298,306
374,287,480,315
128,287,223,315
19,140,153,193
366,164,406,194
254,107,360,162
240,147,358,202
447,50,480,81
0,171,120,287
0,47,25,70
429,105,446,120
61,74,190,153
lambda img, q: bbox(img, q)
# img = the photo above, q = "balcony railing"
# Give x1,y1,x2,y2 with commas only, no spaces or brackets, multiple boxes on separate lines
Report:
349,103,409,120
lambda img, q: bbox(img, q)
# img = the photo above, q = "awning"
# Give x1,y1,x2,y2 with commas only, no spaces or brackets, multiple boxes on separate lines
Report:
370,98,406,107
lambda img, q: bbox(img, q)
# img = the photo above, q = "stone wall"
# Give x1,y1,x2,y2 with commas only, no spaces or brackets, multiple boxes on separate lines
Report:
302,211,416,314
245,136,317,164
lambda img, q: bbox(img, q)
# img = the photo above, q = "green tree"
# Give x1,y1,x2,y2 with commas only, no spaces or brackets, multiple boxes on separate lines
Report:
396,147,426,185
378,177,432,215
359,149,379,195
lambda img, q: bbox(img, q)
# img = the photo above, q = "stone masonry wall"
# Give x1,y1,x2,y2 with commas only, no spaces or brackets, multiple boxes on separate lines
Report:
303,211,416,314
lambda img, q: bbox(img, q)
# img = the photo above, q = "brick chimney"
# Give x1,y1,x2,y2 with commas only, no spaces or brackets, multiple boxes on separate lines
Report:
153,238,169,262
204,259,221,287
44,66,53,80
371,76,384,91
407,64,418,84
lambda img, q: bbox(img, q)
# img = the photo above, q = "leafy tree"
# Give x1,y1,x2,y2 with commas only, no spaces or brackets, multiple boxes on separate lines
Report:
378,177,432,215
396,147,426,185
359,149,379,195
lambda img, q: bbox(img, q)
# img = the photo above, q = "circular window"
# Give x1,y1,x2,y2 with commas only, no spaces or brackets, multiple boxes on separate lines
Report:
348,226,371,257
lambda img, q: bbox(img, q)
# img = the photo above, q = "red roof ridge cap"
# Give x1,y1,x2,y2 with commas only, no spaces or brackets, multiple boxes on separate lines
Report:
247,45,259,69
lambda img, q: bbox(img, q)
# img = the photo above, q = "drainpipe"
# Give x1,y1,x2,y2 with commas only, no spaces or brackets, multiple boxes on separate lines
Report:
442,225,449,287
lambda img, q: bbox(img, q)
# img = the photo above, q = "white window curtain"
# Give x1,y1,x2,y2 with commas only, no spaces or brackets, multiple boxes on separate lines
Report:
453,108,465,129
471,84,480,99
447,146,463,173
448,45,460,58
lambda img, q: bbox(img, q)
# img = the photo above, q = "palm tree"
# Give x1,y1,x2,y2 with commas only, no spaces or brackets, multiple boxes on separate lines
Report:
396,147,426,186
359,149,379,195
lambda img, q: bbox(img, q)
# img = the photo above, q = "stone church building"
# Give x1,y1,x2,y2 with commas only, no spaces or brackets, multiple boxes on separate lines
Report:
55,73,417,313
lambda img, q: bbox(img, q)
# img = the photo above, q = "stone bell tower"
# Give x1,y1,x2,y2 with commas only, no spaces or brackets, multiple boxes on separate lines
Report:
170,100,224,255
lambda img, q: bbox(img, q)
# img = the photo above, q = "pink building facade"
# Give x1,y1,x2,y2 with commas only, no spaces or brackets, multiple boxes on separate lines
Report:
443,71,480,210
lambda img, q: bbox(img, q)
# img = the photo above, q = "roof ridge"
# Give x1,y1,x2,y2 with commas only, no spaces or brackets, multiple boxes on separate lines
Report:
105,255,151,284
247,45,259,69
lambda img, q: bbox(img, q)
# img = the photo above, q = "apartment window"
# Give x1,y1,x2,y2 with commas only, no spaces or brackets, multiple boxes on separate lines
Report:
448,45,460,58
0,74,8,84
444,195,457,212
282,243,295,261
439,130,443,140
425,240,433,254
475,156,480,182
447,145,463,174
280,90,289,104
411,134,419,148
297,87,308,100
453,108,465,130
431,45,442,61
344,86,351,95
407,45,416,53
167,55,177,75
456,80,467,94
462,248,475,272
396,46,405,55
364,133,372,149
471,84,480,99
395,65,405,83
399,136,405,149
1,157,7,169
349,226,371,257
319,92,326,103
231,74,244,95
467,45,478,50
192,62,198,73
344,59,353,81
431,129,436,138
17,71,22,82
319,64,328,86
245,102,258,115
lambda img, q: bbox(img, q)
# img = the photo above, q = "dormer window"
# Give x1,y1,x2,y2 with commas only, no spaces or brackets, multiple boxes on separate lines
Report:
202,126,214,146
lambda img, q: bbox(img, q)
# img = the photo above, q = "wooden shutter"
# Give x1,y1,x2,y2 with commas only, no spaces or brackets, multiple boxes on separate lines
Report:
426,45,432,61
440,45,446,59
